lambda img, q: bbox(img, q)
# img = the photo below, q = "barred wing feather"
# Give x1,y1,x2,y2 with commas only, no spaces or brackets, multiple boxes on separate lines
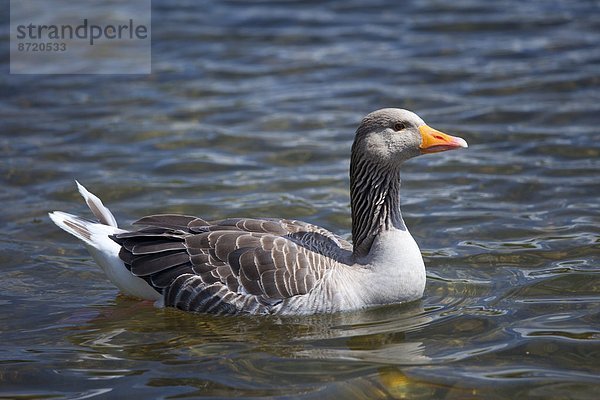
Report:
111,214,351,314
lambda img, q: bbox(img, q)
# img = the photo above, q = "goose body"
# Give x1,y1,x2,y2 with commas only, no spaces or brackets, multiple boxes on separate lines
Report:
50,109,467,315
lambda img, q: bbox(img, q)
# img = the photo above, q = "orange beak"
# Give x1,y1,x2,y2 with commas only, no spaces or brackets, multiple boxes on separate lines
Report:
418,125,468,154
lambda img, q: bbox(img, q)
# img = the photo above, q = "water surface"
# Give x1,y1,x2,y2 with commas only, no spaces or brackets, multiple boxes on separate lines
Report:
1,0,599,398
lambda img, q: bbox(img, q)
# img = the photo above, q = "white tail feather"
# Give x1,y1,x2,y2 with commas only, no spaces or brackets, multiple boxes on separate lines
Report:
76,180,118,228
48,211,99,247
49,182,160,301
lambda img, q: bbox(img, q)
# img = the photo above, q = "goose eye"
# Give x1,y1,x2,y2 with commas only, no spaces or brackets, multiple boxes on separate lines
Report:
393,122,406,131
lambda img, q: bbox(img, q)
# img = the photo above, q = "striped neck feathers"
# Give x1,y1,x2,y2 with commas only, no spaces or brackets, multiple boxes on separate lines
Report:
349,152,405,258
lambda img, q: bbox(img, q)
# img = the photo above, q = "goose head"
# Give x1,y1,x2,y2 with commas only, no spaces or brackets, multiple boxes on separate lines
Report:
352,108,468,166
349,108,468,256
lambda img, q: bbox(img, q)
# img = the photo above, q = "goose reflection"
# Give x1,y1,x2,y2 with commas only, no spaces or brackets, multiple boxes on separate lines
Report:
64,297,430,362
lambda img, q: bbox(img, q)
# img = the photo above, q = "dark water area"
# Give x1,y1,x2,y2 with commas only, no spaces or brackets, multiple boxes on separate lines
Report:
1,0,599,398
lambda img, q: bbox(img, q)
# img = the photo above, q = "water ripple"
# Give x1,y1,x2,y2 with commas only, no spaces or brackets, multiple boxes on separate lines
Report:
1,0,599,398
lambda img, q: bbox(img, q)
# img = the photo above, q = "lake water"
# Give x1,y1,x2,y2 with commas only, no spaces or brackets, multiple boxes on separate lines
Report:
1,0,599,398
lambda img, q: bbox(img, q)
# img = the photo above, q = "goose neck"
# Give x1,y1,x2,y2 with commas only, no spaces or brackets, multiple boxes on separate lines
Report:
350,157,405,258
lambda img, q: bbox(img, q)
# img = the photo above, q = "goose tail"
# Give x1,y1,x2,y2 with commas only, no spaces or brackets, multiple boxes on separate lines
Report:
49,181,160,301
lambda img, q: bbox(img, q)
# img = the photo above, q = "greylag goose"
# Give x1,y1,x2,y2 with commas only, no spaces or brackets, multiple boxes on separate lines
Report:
49,108,467,315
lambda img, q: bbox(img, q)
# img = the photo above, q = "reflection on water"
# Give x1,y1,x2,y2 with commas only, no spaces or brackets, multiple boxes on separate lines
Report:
1,0,599,398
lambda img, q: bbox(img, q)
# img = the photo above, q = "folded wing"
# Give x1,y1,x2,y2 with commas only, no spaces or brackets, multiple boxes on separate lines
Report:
111,215,351,315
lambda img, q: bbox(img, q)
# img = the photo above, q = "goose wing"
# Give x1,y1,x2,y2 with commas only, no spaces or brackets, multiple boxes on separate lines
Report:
111,214,351,314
